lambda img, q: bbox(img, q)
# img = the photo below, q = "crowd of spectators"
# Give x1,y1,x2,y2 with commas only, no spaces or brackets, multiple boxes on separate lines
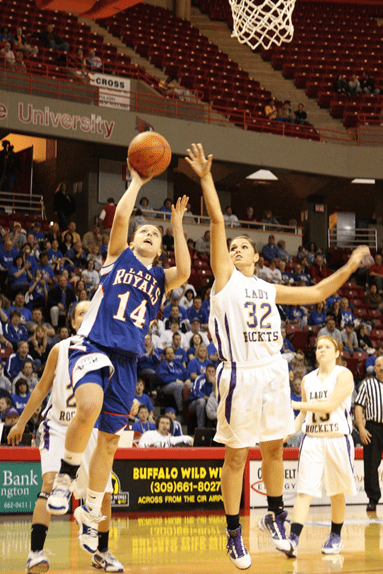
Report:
264,98,314,126
1,209,382,450
334,71,381,96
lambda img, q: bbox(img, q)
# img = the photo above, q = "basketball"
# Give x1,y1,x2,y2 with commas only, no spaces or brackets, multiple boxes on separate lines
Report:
127,132,172,178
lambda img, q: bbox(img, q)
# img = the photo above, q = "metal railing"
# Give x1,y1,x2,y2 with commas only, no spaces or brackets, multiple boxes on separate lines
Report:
0,192,45,219
328,228,377,250
1,61,383,146
141,209,301,234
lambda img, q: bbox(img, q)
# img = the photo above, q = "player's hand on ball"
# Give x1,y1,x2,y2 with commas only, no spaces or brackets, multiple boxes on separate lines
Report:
127,161,152,186
185,143,213,179
130,398,140,417
348,245,372,268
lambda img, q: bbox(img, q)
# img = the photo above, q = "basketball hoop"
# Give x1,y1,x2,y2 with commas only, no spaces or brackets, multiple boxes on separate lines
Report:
229,0,296,51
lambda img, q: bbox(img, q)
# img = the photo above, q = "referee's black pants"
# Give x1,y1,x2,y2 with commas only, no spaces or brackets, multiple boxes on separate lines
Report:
364,420,383,503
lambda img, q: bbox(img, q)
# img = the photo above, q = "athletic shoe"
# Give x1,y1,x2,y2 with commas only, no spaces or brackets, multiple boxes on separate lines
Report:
91,551,124,572
25,550,49,573
258,510,290,551
282,533,299,558
226,525,252,570
321,533,344,555
74,504,105,554
46,473,74,515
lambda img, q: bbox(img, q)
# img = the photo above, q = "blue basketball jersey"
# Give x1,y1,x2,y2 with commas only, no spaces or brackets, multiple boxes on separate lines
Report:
78,248,165,356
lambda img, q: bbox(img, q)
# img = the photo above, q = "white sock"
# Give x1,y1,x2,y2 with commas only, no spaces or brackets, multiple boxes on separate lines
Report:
63,449,83,466
86,489,103,514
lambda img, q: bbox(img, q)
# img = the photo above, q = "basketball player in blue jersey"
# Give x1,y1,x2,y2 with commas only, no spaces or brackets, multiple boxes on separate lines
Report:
7,302,129,573
186,143,370,570
47,162,191,557
282,336,356,558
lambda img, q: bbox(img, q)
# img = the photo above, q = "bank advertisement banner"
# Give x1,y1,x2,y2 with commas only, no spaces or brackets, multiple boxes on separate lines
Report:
249,459,383,507
0,462,42,513
111,458,224,512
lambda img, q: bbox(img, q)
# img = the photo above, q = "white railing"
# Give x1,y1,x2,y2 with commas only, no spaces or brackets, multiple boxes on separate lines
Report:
0,192,45,218
140,208,300,234
328,228,377,250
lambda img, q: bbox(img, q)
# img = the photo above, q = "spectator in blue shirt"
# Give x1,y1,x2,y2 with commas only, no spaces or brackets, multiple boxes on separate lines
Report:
262,234,279,261
172,332,187,367
188,363,216,428
21,242,38,275
290,377,302,417
11,378,30,415
287,305,308,328
326,291,342,309
281,326,295,362
162,297,188,323
292,263,311,286
4,309,28,349
158,198,172,220
340,297,354,327
187,296,208,330
137,334,161,396
47,239,63,266
8,254,33,296
164,406,182,436
5,341,33,381
131,405,156,434
156,346,192,412
37,252,54,286
365,345,383,375
134,377,154,419
0,238,18,270
278,261,294,285
6,293,32,324
26,269,48,310
308,301,327,328
276,239,290,262
207,342,219,367
187,344,211,381
163,303,188,333
28,221,45,242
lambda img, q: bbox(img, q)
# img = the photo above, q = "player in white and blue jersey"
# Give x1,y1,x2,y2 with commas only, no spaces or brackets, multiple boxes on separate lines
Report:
186,143,370,570
282,336,356,558
47,160,191,556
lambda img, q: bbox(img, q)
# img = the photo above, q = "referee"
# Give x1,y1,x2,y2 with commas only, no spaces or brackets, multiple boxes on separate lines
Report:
355,356,383,511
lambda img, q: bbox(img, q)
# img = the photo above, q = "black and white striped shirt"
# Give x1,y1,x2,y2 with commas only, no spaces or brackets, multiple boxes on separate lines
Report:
355,376,383,423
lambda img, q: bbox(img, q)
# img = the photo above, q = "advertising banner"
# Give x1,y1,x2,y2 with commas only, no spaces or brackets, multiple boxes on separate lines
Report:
111,458,224,512
88,73,131,110
0,462,42,513
249,459,383,508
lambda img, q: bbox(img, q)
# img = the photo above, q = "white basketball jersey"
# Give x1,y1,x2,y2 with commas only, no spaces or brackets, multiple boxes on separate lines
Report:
42,338,76,426
303,365,352,436
209,268,282,362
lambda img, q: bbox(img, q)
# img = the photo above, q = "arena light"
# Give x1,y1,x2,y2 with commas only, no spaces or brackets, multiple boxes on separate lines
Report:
351,178,375,184
246,169,278,181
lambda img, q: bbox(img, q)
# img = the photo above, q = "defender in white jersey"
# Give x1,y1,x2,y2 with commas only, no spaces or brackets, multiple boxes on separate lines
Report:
186,143,370,570
7,302,124,574
283,336,356,558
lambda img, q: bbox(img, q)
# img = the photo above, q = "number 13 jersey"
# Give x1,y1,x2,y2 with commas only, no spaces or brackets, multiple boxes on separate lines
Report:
78,248,165,356
209,268,282,363
303,365,353,436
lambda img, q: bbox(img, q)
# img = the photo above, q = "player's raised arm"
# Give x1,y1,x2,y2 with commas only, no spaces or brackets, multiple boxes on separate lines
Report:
7,344,59,445
275,245,371,306
106,165,152,264
185,143,233,289
164,195,191,292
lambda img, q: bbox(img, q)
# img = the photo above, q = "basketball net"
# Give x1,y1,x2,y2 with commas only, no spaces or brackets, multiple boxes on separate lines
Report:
229,0,296,50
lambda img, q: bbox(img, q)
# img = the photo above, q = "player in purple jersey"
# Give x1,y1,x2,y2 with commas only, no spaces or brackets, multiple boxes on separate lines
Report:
186,143,370,571
47,159,191,558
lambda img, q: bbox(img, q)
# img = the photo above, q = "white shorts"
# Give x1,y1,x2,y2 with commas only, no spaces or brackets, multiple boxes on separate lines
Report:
297,435,357,498
214,354,295,449
38,419,112,498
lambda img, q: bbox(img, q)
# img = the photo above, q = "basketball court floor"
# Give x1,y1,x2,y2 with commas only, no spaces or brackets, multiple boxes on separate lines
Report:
1,505,383,574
